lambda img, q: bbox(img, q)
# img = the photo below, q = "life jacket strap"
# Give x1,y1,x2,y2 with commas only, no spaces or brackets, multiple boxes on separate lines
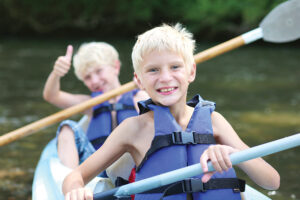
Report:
114,177,245,200
172,131,216,145
150,178,245,199
136,133,216,171
93,103,135,117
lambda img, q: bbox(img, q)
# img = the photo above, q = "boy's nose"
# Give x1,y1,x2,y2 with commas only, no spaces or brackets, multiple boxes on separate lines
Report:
160,69,172,82
91,74,100,84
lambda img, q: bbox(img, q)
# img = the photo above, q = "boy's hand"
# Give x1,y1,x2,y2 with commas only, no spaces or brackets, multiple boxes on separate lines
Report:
65,187,93,200
53,45,73,77
200,145,238,183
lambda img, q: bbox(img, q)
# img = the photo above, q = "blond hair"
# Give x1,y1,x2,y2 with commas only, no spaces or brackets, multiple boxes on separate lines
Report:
132,23,195,74
73,42,120,80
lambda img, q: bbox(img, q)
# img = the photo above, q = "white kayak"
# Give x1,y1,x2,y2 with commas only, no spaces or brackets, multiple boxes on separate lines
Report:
32,116,115,200
32,138,113,200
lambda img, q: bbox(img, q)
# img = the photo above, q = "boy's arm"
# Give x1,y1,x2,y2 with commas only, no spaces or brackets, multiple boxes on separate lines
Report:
63,170,93,200
43,71,90,108
63,117,138,197
210,111,280,190
43,45,91,113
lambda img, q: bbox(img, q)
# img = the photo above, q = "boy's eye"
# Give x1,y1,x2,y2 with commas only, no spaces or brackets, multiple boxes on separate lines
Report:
95,69,102,74
84,75,91,81
171,65,180,69
148,68,158,73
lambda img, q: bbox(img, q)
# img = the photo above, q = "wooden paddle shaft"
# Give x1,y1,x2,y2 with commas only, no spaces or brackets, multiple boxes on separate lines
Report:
194,36,245,63
0,35,247,147
0,82,137,146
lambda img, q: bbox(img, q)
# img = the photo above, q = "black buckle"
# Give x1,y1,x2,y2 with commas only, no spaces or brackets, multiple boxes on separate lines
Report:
110,103,123,111
172,131,195,144
236,179,245,192
182,179,206,193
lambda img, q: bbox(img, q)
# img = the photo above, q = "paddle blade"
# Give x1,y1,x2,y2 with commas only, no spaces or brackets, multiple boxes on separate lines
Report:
260,0,300,43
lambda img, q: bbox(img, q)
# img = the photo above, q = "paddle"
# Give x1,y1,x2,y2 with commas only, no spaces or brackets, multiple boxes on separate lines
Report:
93,133,300,199
194,0,300,63
0,0,299,147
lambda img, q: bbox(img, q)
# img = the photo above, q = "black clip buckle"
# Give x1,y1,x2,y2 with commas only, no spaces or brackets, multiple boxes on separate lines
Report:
110,103,123,111
172,131,195,144
182,179,206,193
182,179,193,193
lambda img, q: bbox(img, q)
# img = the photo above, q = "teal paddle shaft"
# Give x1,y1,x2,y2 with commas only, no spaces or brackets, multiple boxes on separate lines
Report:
94,133,300,200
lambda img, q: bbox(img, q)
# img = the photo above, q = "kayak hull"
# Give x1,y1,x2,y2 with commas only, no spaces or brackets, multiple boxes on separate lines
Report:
32,138,109,200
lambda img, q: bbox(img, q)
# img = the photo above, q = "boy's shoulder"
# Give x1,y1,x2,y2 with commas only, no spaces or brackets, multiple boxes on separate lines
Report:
120,112,153,135
127,111,153,125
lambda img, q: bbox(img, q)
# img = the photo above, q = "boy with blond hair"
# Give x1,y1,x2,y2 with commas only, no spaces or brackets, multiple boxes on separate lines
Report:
62,24,280,200
43,42,147,170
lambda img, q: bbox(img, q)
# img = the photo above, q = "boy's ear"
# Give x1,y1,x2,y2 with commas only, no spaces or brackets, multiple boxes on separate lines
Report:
188,63,196,83
134,72,145,90
114,60,121,75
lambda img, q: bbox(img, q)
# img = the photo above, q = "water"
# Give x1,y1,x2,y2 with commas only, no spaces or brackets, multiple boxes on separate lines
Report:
0,38,299,200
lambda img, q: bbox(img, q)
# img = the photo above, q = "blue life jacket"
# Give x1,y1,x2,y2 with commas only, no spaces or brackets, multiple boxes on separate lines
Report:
86,89,139,150
134,95,243,200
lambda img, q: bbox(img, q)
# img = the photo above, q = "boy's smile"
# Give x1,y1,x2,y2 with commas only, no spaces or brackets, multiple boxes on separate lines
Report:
83,64,120,92
157,86,178,95
135,50,196,107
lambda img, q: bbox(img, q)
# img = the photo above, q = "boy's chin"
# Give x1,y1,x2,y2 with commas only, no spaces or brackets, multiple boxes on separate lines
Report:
154,97,180,107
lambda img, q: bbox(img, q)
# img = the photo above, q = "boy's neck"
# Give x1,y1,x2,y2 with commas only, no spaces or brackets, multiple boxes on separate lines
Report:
168,98,193,130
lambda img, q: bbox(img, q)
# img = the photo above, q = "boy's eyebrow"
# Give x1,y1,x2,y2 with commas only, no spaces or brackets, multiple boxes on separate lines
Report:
144,59,185,68
169,60,185,65
143,63,157,69
143,62,184,71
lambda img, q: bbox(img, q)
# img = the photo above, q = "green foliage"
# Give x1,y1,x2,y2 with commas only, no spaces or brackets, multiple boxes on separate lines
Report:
0,0,287,39
181,0,286,38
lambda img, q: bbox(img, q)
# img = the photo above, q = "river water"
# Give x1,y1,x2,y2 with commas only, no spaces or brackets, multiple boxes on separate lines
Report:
0,38,299,200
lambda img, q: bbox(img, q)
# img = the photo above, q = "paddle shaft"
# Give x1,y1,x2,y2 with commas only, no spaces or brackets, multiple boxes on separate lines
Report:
0,82,136,146
195,35,245,63
94,133,300,199
194,27,263,63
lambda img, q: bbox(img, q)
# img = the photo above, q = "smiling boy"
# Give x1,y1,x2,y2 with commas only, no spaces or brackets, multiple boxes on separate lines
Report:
43,42,148,170
62,24,280,200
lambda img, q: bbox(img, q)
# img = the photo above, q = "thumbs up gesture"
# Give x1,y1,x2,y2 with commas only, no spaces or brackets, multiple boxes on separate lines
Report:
53,45,73,77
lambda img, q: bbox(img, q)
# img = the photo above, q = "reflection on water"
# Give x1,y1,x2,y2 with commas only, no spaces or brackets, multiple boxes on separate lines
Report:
0,38,299,200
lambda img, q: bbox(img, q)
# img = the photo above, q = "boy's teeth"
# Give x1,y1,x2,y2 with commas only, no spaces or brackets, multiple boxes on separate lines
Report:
160,88,174,92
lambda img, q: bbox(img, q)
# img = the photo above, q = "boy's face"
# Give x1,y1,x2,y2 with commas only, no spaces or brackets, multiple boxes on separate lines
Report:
82,63,120,92
135,50,196,106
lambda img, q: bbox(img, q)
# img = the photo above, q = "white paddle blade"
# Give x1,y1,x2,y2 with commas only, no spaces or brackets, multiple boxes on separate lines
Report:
260,0,300,43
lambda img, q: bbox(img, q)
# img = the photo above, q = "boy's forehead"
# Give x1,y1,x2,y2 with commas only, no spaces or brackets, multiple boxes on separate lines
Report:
86,63,112,70
142,50,185,65
83,64,112,74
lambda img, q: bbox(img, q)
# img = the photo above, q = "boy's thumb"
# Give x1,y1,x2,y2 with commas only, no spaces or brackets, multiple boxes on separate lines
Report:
65,45,73,61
